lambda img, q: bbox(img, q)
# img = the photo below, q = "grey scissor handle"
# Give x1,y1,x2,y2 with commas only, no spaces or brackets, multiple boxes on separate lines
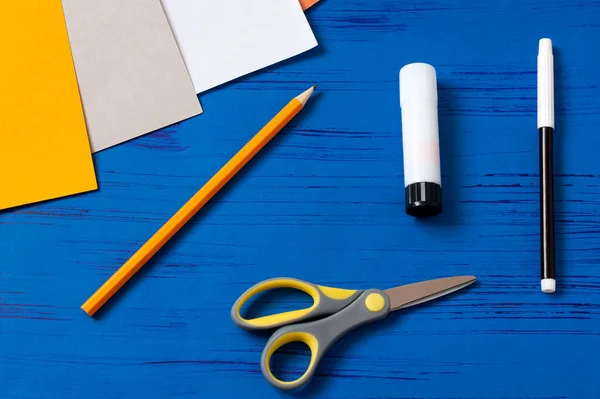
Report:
260,289,391,390
231,277,362,330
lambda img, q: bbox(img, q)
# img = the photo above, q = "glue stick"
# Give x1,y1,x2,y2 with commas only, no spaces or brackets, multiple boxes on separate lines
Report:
399,63,442,217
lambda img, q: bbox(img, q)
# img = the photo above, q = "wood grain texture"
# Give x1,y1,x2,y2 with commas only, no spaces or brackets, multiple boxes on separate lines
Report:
1,0,600,397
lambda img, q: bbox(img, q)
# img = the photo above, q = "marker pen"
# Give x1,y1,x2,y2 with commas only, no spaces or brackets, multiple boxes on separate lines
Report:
538,38,556,294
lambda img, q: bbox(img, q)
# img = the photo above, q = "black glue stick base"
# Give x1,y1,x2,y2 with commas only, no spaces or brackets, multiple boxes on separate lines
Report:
405,182,442,217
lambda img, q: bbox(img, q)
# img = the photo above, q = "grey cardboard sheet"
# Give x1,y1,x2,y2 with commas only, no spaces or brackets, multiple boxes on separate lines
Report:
62,0,202,153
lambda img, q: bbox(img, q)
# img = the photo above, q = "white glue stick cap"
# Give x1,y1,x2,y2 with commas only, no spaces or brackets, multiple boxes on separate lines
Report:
400,63,438,106
399,63,442,217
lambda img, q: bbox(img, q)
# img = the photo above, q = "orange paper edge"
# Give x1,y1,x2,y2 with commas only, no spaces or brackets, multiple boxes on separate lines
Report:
300,0,319,10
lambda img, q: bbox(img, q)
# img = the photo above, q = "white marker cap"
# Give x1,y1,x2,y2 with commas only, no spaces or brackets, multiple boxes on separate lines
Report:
399,63,442,217
538,38,554,129
541,278,556,293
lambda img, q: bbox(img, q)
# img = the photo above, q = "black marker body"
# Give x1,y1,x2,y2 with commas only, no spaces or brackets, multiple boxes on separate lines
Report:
540,126,555,281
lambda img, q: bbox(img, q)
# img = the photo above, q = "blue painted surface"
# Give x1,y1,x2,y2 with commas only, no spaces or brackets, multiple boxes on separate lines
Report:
2,1,600,397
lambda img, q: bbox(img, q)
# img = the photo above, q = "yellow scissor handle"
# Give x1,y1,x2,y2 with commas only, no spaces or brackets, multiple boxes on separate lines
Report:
231,277,360,330
260,289,391,390
262,331,319,389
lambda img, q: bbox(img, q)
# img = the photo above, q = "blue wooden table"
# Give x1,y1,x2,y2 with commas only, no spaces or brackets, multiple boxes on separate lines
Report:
2,1,600,397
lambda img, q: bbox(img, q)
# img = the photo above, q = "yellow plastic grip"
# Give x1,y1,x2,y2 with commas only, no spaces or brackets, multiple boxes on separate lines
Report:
262,331,319,388
317,285,357,300
233,278,321,328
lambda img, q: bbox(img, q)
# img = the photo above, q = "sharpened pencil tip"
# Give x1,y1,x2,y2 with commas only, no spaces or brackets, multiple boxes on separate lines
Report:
296,85,317,106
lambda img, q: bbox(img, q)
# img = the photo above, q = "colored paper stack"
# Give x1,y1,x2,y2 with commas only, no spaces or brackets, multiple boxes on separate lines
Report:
0,0,320,211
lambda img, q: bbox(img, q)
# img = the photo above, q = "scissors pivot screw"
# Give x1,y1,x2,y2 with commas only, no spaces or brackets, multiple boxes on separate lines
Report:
365,293,386,312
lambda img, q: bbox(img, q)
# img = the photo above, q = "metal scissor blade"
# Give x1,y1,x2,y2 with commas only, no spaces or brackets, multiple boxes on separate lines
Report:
384,276,476,312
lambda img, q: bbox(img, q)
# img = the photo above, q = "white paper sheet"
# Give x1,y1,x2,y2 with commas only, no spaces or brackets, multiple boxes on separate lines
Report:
161,0,318,93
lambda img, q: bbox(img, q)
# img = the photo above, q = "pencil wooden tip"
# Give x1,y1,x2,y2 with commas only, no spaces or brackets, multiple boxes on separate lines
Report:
296,85,317,106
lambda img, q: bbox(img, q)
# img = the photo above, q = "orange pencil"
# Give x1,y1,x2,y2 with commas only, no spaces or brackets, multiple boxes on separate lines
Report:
82,86,317,317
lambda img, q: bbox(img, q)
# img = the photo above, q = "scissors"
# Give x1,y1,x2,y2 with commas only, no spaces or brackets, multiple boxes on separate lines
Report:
231,275,476,390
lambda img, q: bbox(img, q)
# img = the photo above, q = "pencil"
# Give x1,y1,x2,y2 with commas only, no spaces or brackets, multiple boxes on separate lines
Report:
82,86,317,316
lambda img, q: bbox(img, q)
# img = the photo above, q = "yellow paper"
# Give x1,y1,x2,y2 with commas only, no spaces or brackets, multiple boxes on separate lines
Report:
0,1,97,211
